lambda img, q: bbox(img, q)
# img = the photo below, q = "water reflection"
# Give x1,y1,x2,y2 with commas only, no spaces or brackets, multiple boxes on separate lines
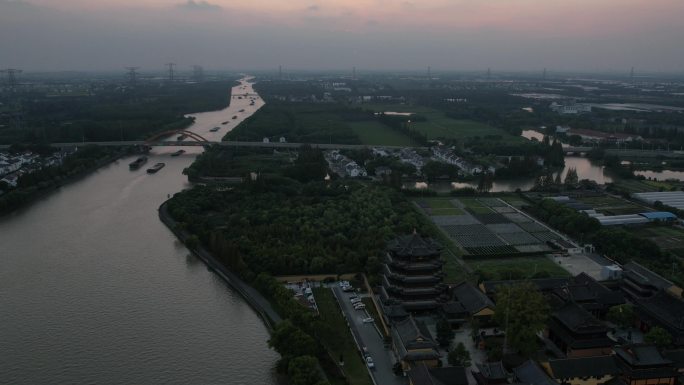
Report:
406,156,612,192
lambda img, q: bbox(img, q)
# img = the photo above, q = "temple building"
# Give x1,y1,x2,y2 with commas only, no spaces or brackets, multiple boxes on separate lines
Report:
380,233,449,312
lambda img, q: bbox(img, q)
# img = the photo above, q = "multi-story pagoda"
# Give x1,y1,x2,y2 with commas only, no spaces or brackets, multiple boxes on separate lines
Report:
379,233,448,312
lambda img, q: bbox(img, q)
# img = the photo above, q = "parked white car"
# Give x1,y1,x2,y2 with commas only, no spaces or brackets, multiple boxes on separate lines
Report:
362,317,374,323
366,356,375,369
354,304,366,310
350,298,362,304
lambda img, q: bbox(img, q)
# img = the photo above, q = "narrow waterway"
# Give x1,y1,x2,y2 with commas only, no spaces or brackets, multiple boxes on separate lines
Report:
0,78,280,384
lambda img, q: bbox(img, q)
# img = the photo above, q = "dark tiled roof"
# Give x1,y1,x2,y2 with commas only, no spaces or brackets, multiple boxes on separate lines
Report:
431,366,468,385
623,262,674,291
392,316,439,361
548,356,619,379
387,234,442,257
633,291,684,333
476,361,509,380
453,282,494,315
408,363,468,385
664,350,684,369
614,344,672,367
552,302,607,332
514,360,558,385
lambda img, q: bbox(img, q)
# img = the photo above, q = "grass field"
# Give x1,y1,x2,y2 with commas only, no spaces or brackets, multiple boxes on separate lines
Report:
314,288,373,385
414,197,466,216
348,121,416,146
613,179,680,193
468,256,570,280
458,198,493,214
360,103,520,141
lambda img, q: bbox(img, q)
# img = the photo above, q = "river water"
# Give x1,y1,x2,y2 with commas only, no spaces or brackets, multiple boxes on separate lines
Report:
0,78,280,384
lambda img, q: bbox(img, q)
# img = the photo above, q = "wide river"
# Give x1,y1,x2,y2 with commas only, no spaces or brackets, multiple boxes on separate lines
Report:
0,78,281,384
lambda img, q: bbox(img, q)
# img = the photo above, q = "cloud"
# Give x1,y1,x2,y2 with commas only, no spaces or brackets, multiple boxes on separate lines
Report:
306,4,319,12
176,0,222,11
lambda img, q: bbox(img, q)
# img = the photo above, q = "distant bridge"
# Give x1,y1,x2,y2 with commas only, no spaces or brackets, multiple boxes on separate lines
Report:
0,140,422,151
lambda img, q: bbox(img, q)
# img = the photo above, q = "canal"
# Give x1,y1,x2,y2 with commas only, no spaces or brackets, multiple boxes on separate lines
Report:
0,78,280,384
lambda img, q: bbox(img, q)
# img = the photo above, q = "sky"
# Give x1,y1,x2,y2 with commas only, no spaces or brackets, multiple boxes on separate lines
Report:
1,0,684,73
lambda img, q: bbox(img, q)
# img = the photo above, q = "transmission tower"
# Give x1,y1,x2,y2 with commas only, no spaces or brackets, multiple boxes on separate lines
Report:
543,68,547,80
192,65,204,82
486,67,491,80
352,66,356,80
630,67,635,82
1,68,23,91
278,65,282,80
427,66,431,80
166,63,176,82
125,67,139,87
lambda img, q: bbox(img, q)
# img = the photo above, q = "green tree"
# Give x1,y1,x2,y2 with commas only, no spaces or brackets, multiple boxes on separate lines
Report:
607,304,635,329
268,320,318,358
564,167,579,186
448,342,471,367
436,318,455,348
645,326,672,348
494,282,550,356
287,355,326,385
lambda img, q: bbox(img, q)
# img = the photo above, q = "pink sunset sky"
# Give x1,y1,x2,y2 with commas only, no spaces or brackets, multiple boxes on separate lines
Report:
1,0,683,72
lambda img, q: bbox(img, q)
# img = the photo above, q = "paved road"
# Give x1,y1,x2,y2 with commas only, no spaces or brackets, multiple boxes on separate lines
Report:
332,286,407,385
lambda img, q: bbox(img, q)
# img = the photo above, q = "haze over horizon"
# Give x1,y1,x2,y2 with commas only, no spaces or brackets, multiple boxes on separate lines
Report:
2,0,684,73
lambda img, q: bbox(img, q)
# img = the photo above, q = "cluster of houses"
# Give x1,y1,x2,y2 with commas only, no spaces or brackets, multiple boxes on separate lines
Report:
397,148,425,173
374,233,684,385
0,150,70,189
432,146,490,175
550,101,593,115
324,150,368,178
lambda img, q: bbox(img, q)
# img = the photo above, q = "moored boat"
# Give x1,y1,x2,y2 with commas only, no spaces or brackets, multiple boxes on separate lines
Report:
129,156,147,170
146,163,165,173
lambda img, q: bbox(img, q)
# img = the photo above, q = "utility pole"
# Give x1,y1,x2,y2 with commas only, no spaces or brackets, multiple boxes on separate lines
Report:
125,67,139,87
166,62,176,82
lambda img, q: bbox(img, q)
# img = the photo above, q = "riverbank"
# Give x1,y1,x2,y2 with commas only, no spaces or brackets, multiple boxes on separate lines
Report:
0,147,131,217
158,200,282,330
